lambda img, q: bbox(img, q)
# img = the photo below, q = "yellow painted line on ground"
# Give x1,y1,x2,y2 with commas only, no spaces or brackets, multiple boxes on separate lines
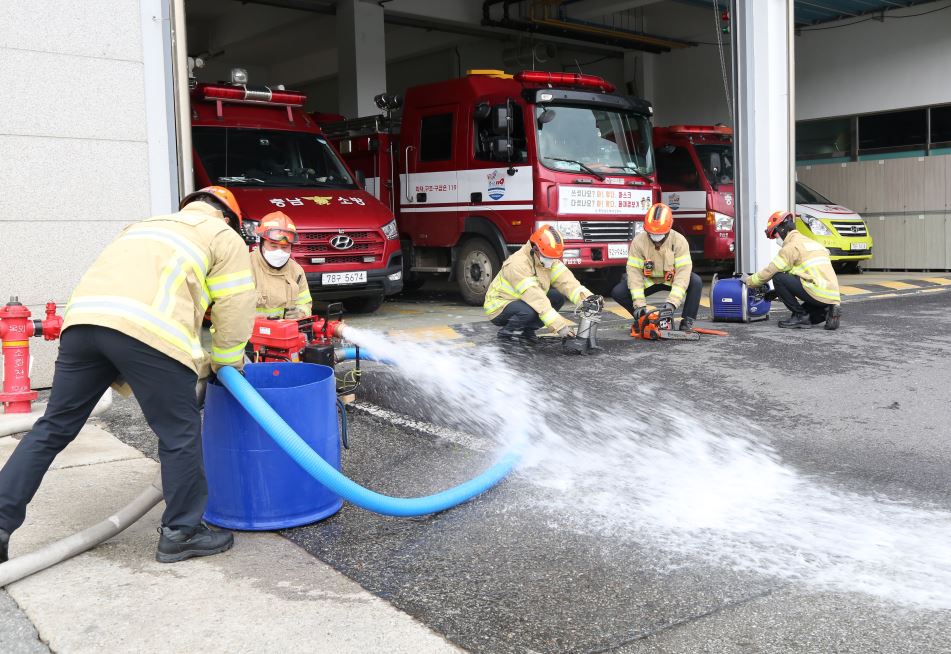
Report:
922,277,951,286
606,306,630,318
867,292,899,300
921,288,947,294
839,285,871,296
388,325,462,342
876,280,918,291
700,296,710,308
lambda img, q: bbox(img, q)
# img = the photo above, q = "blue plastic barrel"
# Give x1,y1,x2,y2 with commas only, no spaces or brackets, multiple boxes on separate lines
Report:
202,362,342,530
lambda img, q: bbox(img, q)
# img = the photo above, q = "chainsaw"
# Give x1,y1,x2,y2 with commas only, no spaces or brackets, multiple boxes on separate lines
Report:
563,294,604,355
630,306,700,341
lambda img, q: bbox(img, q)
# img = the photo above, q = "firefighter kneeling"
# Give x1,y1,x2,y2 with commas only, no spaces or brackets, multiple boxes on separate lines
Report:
483,224,599,344
741,211,841,330
610,203,702,332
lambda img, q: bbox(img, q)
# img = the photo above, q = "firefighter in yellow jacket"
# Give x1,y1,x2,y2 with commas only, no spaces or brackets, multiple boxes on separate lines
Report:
741,210,841,330
251,211,312,319
610,203,703,332
0,186,256,566
483,224,599,344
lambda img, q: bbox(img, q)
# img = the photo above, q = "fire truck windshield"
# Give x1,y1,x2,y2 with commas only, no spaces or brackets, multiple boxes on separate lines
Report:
694,143,734,186
535,105,653,176
193,127,356,189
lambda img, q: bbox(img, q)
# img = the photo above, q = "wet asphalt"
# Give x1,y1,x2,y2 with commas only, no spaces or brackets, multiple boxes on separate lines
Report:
99,288,951,653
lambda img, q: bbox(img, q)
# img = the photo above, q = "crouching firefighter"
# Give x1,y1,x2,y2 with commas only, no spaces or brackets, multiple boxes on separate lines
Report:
251,211,313,319
0,185,257,566
483,224,598,344
610,203,702,332
741,211,841,330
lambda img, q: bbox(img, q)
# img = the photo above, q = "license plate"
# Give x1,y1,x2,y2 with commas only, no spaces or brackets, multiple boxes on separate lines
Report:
322,271,367,285
850,242,867,251
607,243,629,259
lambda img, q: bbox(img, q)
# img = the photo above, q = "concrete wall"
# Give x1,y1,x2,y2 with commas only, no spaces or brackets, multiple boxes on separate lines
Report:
796,6,951,121
0,0,164,386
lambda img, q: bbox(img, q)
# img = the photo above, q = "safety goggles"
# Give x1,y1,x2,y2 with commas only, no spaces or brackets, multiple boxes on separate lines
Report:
258,227,298,244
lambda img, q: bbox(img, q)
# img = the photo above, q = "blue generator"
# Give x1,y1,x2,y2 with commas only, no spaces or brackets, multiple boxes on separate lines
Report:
711,274,772,323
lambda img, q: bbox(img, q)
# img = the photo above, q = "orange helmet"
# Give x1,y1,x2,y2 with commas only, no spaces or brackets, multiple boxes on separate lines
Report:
255,211,299,244
181,186,243,228
529,224,564,258
643,203,674,235
765,211,795,240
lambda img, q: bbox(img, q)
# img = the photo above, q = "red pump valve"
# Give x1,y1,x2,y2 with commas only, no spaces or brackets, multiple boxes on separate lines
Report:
0,297,64,414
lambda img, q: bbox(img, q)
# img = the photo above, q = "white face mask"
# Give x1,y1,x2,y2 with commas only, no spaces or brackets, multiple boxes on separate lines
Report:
776,235,785,246
539,255,556,269
649,232,667,244
262,247,291,268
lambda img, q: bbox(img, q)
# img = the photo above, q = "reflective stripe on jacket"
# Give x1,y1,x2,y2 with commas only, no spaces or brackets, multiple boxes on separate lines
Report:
482,242,590,332
625,230,693,308
250,250,312,319
749,230,841,304
62,201,257,375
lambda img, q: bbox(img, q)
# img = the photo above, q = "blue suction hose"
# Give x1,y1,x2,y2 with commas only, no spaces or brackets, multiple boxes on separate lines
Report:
217,354,521,517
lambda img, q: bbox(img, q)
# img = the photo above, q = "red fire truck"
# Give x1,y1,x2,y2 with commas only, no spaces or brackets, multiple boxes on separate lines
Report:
190,73,402,313
321,70,659,305
653,125,735,266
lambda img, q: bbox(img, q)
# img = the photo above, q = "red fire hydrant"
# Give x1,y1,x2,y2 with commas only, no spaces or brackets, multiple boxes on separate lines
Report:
0,297,63,414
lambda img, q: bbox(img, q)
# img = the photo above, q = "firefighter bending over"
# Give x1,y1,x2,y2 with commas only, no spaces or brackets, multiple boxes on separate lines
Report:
0,186,256,566
610,203,702,332
741,211,841,330
251,211,312,319
483,224,600,344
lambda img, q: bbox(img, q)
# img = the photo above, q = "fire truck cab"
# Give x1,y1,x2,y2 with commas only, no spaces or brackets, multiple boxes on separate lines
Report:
653,125,736,266
190,73,402,314
323,70,658,305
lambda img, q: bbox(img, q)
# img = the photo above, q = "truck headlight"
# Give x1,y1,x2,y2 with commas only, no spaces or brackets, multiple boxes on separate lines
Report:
537,220,583,240
381,218,398,240
714,214,734,232
801,214,831,236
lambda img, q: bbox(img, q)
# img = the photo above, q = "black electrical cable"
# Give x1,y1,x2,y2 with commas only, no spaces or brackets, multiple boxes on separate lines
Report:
798,0,951,32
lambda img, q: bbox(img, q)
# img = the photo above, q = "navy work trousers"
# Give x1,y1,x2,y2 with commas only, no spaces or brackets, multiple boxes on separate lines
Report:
610,272,703,320
0,325,206,534
490,289,566,333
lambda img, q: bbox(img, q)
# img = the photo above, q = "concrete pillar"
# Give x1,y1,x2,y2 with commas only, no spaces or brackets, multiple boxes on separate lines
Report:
623,51,655,103
337,0,386,118
732,0,794,273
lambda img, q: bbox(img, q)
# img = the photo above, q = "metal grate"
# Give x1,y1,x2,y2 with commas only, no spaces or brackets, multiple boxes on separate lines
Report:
294,229,384,264
580,221,635,242
830,221,868,237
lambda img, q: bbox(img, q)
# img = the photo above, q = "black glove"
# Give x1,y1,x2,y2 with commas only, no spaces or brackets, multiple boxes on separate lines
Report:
633,306,648,320
661,302,676,313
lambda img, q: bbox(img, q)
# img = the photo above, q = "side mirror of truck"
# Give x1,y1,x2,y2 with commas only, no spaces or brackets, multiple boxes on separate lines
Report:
492,106,510,136
354,169,366,188
489,137,513,162
537,108,556,130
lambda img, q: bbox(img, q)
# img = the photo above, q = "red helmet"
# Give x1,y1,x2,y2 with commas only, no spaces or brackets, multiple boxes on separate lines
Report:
765,211,795,240
644,203,674,235
529,224,564,258
181,186,243,228
255,211,299,244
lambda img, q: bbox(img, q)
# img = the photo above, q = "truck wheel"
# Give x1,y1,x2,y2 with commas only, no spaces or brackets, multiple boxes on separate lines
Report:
342,294,385,314
455,237,500,306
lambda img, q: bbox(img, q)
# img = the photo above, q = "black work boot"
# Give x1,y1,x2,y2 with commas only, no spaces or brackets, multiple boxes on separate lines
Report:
0,528,9,564
825,304,841,331
156,523,234,564
679,317,695,332
497,328,532,345
778,312,812,329
521,329,541,345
